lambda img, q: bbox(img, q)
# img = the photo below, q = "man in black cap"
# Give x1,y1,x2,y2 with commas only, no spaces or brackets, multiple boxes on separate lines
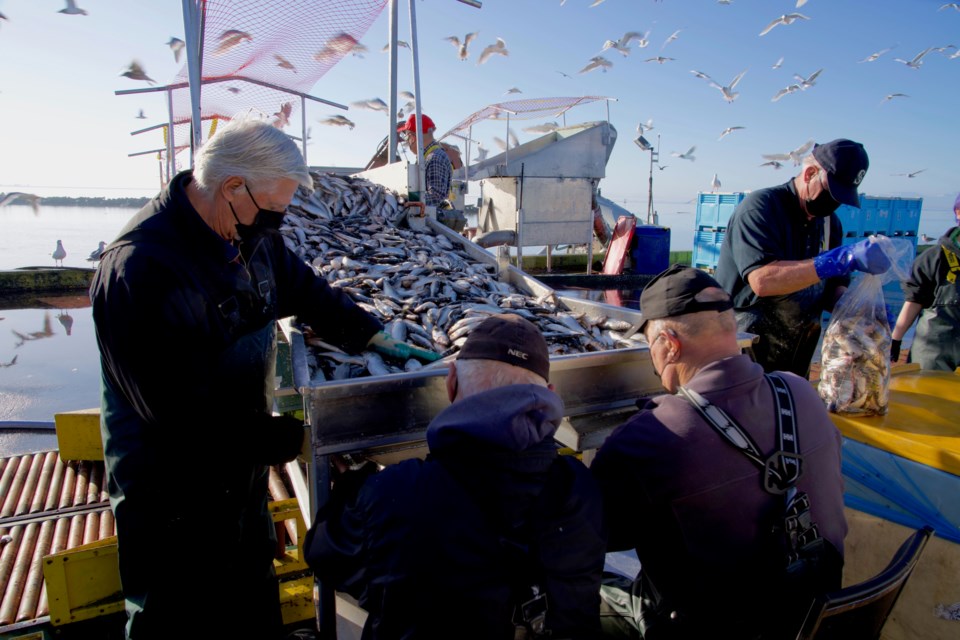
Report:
305,314,606,640
716,138,891,377
592,265,847,639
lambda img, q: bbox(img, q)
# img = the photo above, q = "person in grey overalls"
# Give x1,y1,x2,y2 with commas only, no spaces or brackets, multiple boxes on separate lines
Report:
891,193,960,371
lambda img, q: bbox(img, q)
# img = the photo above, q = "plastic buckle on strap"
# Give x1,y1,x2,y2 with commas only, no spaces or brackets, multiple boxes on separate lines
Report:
515,590,548,637
763,451,804,494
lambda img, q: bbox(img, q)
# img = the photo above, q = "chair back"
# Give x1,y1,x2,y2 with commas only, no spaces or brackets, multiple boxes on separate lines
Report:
795,525,933,640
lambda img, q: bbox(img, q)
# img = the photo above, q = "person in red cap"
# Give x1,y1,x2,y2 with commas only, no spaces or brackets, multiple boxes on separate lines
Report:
305,314,606,640
715,138,891,378
397,113,457,207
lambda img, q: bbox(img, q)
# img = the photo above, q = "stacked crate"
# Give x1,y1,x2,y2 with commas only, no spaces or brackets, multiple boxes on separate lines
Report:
692,192,746,273
833,196,923,325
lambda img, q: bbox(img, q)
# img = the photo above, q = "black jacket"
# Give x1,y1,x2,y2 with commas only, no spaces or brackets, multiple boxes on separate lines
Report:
305,384,607,639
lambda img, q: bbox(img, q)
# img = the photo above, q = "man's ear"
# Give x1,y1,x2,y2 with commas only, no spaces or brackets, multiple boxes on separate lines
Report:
446,361,458,402
220,176,244,200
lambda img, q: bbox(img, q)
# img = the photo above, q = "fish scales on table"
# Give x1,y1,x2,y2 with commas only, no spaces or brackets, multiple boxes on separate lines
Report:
282,170,632,381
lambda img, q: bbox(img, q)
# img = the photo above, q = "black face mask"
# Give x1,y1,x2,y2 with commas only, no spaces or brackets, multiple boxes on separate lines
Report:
804,172,840,218
229,184,287,240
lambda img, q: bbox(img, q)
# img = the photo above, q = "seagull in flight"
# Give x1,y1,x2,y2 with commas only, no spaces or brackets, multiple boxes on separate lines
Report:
762,139,814,166
718,126,745,141
58,0,88,16
893,169,926,178
703,69,748,103
167,37,185,63
636,118,654,135
793,68,823,90
601,31,648,56
579,56,613,74
893,47,934,69
939,3,960,11
0,192,42,215
121,60,155,84
662,30,682,50
671,146,696,161
771,83,803,102
477,38,509,65
274,53,297,72
760,160,784,170
136,109,147,119
772,56,784,69
645,56,675,64
504,87,522,95
381,40,410,52
759,13,809,37
444,32,478,61
880,93,909,104
859,46,895,63
318,115,356,129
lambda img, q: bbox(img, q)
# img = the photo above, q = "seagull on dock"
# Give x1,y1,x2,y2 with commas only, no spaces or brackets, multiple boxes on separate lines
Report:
58,0,88,16
759,13,809,37
87,241,107,264
671,146,696,161
52,240,67,267
167,37,185,63
920,233,933,243
0,192,41,215
711,174,721,192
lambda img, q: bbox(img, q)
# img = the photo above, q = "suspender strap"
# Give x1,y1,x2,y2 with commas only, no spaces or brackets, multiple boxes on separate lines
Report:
677,374,802,494
943,245,960,284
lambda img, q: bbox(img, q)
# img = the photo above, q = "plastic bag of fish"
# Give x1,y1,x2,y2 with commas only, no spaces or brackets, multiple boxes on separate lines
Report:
282,171,645,383
817,235,914,416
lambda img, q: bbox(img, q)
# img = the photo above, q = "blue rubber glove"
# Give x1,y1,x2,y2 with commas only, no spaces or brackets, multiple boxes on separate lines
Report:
813,239,891,280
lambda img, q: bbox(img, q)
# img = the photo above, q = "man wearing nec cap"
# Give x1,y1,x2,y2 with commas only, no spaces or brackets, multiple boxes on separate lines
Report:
592,264,847,639
716,138,892,378
305,314,606,639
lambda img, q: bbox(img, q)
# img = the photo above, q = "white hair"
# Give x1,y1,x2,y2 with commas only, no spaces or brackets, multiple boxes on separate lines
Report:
192,117,312,193
454,359,547,399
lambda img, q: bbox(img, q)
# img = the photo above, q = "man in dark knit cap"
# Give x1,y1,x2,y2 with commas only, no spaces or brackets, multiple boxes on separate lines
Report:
305,314,607,640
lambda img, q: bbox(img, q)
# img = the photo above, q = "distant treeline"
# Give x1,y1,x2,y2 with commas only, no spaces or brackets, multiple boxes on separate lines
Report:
38,196,151,208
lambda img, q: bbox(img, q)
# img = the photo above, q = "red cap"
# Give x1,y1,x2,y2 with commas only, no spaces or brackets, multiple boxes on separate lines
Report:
397,113,435,133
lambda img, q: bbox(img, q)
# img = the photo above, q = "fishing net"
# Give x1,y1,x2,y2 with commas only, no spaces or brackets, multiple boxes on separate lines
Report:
145,0,387,160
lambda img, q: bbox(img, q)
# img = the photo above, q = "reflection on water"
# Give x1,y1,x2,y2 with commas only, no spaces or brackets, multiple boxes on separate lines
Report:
0,294,101,425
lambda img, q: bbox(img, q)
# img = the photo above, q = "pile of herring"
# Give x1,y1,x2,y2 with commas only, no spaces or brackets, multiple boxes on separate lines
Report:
281,171,643,382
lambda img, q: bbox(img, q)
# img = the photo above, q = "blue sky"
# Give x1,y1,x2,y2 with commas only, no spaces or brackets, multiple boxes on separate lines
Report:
1,0,958,222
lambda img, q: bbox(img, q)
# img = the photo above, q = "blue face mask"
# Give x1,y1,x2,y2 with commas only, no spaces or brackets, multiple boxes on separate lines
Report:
229,184,287,239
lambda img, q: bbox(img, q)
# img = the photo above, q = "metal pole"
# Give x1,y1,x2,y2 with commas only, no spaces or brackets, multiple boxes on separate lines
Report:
181,0,204,164
408,0,425,202
388,0,399,164
300,95,308,164
647,148,653,225
504,113,510,167
165,89,176,180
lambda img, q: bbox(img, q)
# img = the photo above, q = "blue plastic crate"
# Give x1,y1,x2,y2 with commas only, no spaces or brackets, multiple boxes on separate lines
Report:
695,192,746,230
630,225,671,275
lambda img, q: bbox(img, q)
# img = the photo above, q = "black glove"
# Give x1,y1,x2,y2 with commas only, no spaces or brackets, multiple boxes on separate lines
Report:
890,339,902,363
249,413,306,465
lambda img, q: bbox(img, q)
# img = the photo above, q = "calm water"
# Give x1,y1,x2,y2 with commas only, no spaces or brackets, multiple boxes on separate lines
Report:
0,203,941,451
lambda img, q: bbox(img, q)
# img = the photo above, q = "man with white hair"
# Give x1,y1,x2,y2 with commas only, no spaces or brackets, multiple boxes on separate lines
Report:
305,314,607,640
592,265,847,639
90,118,410,639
